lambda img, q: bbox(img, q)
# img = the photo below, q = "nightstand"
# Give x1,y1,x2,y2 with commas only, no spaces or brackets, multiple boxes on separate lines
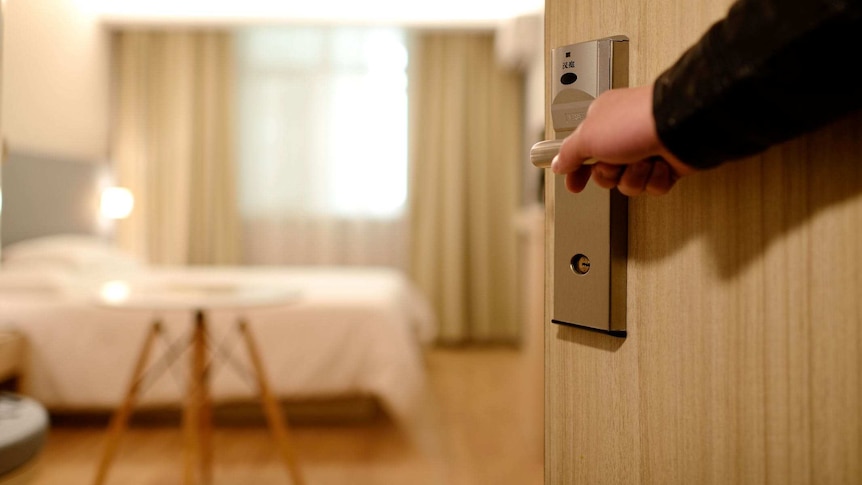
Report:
0,330,25,392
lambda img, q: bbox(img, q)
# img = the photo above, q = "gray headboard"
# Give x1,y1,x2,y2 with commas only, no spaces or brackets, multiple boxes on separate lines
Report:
1,150,107,248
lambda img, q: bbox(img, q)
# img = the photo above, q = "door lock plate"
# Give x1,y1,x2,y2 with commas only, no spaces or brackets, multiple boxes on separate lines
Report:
543,36,629,337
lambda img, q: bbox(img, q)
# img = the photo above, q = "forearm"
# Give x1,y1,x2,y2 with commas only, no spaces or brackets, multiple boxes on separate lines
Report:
653,0,862,169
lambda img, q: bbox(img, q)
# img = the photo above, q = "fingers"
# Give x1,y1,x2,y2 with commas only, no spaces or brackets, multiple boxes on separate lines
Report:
644,160,677,195
551,126,589,175
617,161,652,196
592,163,623,189
564,165,592,193
568,160,678,196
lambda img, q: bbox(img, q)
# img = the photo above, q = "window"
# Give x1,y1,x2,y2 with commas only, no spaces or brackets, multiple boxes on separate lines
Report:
236,26,409,220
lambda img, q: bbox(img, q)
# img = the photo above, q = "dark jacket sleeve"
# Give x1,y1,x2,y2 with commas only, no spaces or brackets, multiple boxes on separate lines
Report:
653,0,862,169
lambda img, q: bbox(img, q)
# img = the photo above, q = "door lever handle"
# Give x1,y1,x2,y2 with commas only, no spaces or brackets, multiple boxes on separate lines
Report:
530,139,597,168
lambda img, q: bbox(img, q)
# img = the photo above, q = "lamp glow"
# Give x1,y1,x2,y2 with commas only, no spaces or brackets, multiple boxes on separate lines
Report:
100,187,134,219
99,280,131,304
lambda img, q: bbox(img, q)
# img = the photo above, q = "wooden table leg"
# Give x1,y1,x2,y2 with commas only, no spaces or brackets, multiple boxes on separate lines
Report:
93,321,162,485
198,311,214,485
184,310,212,485
239,319,305,485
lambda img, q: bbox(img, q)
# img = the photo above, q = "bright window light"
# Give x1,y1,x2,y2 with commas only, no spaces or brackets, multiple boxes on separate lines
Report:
236,26,408,219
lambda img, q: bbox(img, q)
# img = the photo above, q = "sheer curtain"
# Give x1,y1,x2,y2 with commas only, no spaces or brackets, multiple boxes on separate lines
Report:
111,30,240,265
408,32,523,343
235,27,409,269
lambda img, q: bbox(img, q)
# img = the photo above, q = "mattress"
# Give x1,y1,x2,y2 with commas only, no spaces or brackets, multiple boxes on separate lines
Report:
0,236,437,422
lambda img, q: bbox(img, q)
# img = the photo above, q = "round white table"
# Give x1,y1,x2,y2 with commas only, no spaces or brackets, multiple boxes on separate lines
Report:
90,280,304,485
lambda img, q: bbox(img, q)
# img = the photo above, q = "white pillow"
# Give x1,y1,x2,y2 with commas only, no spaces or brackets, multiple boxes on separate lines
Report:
1,234,144,274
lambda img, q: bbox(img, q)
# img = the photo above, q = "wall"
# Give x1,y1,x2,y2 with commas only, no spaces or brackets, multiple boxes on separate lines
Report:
1,0,110,160
494,12,544,206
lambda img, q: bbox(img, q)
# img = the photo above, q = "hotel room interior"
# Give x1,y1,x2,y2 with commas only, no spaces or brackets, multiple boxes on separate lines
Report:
0,0,547,484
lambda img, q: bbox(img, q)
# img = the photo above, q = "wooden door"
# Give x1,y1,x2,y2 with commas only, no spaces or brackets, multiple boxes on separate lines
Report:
543,1,862,484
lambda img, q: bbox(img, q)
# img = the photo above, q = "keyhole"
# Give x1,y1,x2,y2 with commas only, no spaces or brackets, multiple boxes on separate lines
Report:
571,254,591,275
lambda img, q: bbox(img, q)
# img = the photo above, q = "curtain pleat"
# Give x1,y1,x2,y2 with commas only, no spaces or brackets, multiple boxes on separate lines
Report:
408,32,523,343
111,30,240,265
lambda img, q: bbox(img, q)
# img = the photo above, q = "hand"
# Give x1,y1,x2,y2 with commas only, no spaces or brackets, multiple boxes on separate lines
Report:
550,84,696,196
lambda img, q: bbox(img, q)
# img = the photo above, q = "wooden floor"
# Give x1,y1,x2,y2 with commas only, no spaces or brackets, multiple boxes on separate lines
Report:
27,347,544,485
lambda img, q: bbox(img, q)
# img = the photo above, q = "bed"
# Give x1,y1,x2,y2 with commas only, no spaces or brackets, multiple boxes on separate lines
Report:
0,234,437,422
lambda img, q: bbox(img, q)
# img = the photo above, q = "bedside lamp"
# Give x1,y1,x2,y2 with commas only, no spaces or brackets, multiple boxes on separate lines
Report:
100,186,134,220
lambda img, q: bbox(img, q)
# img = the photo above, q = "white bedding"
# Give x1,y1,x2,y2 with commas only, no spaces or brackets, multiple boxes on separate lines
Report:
0,236,436,421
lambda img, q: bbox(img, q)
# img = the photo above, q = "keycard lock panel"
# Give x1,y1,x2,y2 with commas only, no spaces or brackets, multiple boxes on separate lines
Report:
532,35,629,337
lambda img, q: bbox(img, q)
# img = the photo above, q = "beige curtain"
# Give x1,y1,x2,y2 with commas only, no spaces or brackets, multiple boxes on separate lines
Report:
111,30,239,265
408,32,523,344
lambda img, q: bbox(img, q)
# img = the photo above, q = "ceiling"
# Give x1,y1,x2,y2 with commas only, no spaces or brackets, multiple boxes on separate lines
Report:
82,0,544,28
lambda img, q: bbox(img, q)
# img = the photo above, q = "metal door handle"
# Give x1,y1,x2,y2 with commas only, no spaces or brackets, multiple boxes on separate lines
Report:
530,139,597,168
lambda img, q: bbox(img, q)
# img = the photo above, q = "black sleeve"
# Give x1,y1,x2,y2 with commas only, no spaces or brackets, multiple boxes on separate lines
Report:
653,0,862,169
